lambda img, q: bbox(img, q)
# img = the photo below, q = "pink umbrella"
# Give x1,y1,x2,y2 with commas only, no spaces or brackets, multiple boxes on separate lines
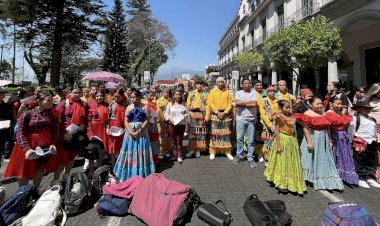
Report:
81,71,125,83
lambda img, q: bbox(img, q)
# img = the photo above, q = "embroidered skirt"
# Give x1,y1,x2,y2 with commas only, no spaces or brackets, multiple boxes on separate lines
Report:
209,114,232,154
188,111,207,152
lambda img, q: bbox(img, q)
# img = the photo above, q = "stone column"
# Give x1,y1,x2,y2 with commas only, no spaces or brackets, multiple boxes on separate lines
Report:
257,66,262,81
270,62,277,85
314,70,320,90
328,57,339,83
292,68,299,95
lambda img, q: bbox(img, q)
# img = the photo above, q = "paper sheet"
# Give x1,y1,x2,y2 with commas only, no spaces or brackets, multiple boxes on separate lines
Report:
0,120,11,130
35,146,51,156
109,126,124,136
171,114,184,125
66,124,79,135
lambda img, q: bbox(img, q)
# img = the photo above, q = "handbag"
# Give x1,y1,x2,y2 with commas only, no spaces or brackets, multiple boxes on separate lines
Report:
243,194,292,226
352,136,367,153
197,200,232,226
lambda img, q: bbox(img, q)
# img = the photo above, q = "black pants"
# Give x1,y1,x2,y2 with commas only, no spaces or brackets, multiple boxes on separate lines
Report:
353,142,377,180
0,130,9,158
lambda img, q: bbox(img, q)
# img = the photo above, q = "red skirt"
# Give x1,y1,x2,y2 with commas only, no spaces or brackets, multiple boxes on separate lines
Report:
107,120,124,154
3,130,58,179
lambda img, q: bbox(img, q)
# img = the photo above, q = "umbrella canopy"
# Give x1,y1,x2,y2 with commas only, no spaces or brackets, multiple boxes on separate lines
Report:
81,71,124,83
0,80,12,87
105,82,117,89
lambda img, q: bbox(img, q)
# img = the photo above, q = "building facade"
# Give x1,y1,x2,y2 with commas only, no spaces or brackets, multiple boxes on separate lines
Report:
218,0,380,93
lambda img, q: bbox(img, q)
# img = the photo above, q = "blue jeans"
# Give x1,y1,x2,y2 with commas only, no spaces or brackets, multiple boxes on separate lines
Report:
236,118,256,161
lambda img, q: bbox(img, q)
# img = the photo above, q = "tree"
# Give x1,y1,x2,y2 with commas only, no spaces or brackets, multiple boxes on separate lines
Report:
0,59,12,79
126,0,176,86
233,50,264,76
102,0,130,81
193,74,207,83
264,15,342,94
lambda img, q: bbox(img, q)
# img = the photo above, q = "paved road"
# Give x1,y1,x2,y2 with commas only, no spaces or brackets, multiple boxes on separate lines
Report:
1,154,380,226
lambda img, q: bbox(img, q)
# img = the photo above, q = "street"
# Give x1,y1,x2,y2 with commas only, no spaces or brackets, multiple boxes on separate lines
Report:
1,154,379,226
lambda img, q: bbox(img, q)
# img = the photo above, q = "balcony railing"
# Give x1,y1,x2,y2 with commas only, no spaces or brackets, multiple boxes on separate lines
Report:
321,0,334,7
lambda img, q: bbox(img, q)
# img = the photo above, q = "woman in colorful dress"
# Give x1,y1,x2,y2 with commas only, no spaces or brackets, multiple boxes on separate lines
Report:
54,86,88,181
87,90,109,177
164,90,190,163
186,81,208,158
107,89,127,169
325,96,358,185
114,89,155,181
4,92,58,189
145,90,160,165
264,100,307,195
206,77,233,160
296,97,344,190
258,85,279,165
157,87,172,158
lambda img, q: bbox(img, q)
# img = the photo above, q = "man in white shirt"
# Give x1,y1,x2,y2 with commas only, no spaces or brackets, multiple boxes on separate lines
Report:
351,100,380,188
233,78,258,168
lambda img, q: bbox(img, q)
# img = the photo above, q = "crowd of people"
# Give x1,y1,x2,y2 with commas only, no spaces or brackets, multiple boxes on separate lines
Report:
0,79,379,197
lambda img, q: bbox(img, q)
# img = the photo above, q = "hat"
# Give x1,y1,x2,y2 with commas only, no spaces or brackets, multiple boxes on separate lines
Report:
352,100,374,109
300,88,313,96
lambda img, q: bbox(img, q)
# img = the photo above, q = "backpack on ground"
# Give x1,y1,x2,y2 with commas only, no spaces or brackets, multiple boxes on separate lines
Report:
64,172,91,215
92,165,112,199
321,202,376,226
95,194,130,217
174,188,202,226
12,185,67,226
0,185,37,226
0,186,5,205
243,194,292,226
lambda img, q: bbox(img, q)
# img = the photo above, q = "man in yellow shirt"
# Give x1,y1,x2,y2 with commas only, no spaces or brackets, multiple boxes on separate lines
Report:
275,80,296,106
186,81,208,158
206,77,233,160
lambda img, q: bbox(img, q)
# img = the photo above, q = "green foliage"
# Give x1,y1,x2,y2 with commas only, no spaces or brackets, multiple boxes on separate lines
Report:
233,50,264,76
264,15,342,94
102,0,130,80
0,59,12,79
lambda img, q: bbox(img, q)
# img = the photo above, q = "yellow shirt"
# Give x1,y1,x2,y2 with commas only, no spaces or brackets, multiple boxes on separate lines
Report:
258,97,279,128
186,90,207,110
208,87,232,115
275,92,296,106
157,96,170,122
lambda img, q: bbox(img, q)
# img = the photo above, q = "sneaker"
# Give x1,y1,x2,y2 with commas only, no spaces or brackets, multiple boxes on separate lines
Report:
186,151,194,158
165,152,171,158
358,180,370,189
2,158,9,163
195,151,201,158
367,179,380,188
158,153,164,159
264,161,268,167
226,153,234,160
210,154,215,160
259,157,264,162
232,157,244,164
249,160,258,168
178,158,183,164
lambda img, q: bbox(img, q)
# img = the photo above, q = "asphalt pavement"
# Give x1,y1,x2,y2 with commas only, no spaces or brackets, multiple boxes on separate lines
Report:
1,154,380,226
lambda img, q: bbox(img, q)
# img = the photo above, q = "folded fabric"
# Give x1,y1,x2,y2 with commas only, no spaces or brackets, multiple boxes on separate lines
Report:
102,175,144,199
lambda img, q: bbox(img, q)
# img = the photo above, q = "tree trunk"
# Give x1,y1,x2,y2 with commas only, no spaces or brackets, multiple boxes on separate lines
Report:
50,0,65,87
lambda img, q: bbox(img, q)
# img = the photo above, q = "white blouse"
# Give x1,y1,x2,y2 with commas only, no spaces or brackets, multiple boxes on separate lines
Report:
164,103,190,125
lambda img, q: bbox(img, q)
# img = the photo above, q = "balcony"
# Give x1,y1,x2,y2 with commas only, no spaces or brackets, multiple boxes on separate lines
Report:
286,3,321,25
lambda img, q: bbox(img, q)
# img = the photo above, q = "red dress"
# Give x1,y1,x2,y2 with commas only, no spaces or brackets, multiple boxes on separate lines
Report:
87,102,109,148
3,108,58,179
107,100,126,154
325,111,352,131
56,98,88,164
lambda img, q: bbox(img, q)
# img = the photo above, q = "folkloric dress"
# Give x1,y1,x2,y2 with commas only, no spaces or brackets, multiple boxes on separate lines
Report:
56,98,88,165
258,96,278,158
146,101,160,158
206,87,233,155
107,100,126,154
4,108,59,179
157,96,172,153
296,114,344,190
187,90,208,153
264,113,307,195
87,102,109,149
114,107,155,182
325,111,358,185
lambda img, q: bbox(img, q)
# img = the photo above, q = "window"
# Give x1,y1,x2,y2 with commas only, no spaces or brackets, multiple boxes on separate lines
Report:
261,20,267,41
277,5,284,29
302,0,313,17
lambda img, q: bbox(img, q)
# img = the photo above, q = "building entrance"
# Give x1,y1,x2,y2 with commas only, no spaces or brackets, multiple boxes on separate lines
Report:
365,47,380,86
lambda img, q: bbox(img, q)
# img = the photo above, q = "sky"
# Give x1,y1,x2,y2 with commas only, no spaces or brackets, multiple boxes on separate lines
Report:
1,0,240,82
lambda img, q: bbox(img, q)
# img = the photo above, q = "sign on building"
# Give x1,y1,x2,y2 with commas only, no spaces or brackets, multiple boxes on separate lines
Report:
143,71,150,81
232,70,239,80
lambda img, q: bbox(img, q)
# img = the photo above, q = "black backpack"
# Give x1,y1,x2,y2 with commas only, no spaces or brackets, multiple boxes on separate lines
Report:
173,188,202,226
0,184,38,226
92,165,111,199
64,172,91,215
243,194,292,226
